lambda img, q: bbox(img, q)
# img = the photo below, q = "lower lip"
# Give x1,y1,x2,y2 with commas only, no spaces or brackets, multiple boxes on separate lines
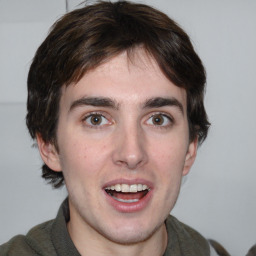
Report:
104,189,153,213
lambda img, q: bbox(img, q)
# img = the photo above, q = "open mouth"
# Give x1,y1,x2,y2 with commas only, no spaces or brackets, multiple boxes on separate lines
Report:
105,184,150,203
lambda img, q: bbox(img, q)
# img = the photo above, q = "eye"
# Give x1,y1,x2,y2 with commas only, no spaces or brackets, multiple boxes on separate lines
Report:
83,113,110,127
146,113,173,127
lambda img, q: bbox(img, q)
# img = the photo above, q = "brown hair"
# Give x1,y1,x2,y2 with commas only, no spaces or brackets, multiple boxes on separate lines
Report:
26,0,210,188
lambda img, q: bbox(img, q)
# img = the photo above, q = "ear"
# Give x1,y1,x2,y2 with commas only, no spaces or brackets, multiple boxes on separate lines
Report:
182,137,198,176
36,134,62,172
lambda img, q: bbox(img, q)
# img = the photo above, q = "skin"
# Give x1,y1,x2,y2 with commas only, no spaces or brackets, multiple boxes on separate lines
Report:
37,49,197,256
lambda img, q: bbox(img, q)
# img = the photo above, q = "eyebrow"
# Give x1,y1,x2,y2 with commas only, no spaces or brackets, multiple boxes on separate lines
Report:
143,97,184,115
70,97,119,111
69,96,184,115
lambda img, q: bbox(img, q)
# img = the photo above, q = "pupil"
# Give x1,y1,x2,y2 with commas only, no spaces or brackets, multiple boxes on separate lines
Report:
91,115,101,125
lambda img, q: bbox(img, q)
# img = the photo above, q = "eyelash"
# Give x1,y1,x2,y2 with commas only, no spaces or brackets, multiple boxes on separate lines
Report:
82,112,112,128
146,113,174,128
81,112,174,129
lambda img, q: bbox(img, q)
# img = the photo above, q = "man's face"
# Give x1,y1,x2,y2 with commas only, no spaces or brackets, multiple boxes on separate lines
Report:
39,49,197,245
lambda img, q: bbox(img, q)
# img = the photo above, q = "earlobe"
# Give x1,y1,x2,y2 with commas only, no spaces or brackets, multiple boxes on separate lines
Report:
36,134,62,172
182,138,198,176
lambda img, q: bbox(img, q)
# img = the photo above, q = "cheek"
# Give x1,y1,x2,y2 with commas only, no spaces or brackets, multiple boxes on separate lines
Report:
150,141,187,197
151,140,187,171
58,136,111,177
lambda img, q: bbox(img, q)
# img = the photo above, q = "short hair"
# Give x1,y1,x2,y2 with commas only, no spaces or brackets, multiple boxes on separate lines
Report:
26,0,210,188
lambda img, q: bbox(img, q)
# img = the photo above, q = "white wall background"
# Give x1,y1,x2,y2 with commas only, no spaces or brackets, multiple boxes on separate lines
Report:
0,1,255,255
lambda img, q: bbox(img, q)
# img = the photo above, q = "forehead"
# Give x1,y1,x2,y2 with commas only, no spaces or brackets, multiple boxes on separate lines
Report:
61,49,187,109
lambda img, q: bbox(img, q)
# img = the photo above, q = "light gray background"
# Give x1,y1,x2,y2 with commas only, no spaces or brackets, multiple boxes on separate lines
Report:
0,1,255,255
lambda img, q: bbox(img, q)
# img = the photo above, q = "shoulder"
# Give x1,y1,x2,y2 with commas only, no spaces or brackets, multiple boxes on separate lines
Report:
0,220,56,256
165,215,210,255
166,215,208,243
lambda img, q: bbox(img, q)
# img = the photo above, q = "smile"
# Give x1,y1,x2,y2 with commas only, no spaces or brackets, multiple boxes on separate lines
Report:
105,184,150,204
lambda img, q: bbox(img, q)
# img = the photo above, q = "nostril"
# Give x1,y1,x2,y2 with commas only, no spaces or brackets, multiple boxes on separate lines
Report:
118,158,144,170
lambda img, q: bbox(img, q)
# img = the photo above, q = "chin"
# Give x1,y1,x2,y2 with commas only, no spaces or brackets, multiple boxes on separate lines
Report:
102,221,163,245
105,230,152,245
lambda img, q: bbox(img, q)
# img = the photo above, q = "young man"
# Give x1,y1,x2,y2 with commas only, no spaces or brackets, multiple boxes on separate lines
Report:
0,1,221,255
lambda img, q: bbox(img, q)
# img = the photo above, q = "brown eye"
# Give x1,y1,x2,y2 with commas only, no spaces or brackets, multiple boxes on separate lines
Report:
146,113,173,127
152,114,164,125
90,115,102,125
84,114,109,126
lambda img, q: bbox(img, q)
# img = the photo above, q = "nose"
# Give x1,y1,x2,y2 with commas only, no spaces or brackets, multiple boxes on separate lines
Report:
112,123,148,170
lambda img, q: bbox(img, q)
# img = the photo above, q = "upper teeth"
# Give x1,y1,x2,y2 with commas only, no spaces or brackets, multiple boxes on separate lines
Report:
105,184,149,193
